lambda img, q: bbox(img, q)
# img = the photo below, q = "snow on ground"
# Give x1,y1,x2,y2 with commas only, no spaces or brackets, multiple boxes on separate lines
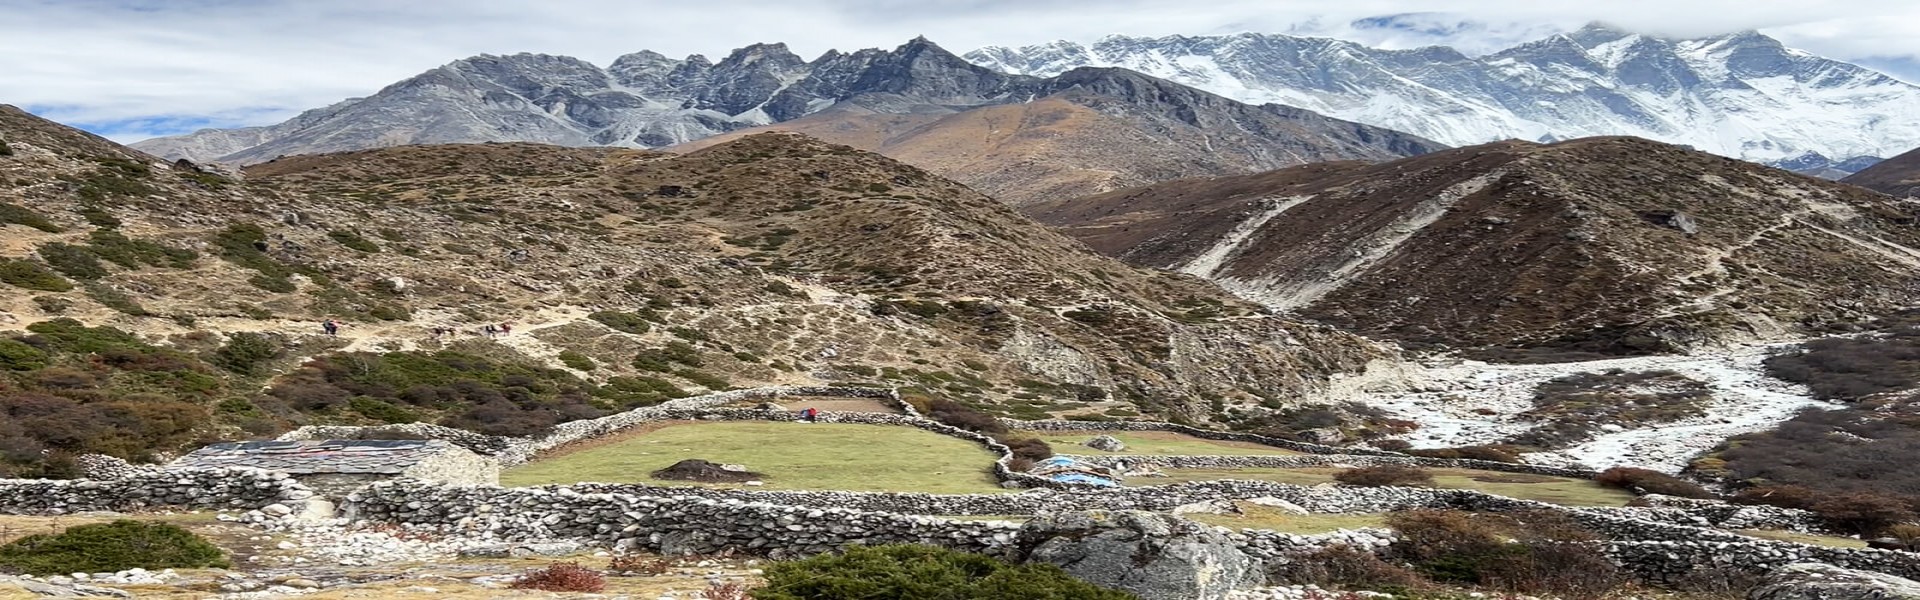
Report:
1353,343,1833,474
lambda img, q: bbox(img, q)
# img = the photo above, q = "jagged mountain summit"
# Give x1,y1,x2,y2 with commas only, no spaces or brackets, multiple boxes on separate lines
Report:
968,24,1920,175
673,66,1442,205
1028,136,1920,356
1843,146,1920,197
129,36,1437,186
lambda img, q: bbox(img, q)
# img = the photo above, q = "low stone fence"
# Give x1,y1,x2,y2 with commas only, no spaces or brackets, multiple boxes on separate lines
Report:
0,468,311,515
342,478,1920,581
1004,418,1406,457
1059,453,1595,479
277,423,513,455
345,481,1021,559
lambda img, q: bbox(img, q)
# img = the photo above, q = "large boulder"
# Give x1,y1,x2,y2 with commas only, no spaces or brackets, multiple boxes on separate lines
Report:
1011,510,1261,600
1083,435,1126,452
1750,563,1920,600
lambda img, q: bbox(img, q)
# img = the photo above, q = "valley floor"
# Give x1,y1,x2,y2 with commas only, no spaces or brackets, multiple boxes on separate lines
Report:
1354,342,1832,473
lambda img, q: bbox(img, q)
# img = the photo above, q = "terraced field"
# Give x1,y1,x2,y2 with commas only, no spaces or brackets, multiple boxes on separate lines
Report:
1137,467,1634,507
502,421,1009,494
1026,430,1304,456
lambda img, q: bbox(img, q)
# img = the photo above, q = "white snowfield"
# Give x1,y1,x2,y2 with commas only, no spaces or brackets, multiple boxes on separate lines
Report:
1346,343,1831,474
969,25,1920,168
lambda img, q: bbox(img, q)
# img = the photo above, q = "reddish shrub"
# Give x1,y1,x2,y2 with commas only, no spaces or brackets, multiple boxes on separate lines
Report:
1594,467,1715,499
1812,492,1915,536
702,580,751,600
510,562,605,592
993,435,1053,462
1333,465,1435,488
608,554,671,576
1731,485,1821,510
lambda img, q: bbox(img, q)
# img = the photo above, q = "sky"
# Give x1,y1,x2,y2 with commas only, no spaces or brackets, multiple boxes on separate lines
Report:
6,0,1920,143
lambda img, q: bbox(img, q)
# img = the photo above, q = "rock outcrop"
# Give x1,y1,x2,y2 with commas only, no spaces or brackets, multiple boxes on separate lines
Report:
1011,511,1262,600
1083,435,1126,452
1750,563,1920,600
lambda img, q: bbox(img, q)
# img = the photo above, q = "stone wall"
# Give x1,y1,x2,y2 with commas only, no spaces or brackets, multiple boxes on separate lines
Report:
401,445,500,487
0,468,311,515
1060,453,1596,479
341,478,1920,581
277,423,512,455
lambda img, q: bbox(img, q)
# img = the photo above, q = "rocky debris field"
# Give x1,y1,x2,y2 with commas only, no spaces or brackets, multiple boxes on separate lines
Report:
1356,343,1830,472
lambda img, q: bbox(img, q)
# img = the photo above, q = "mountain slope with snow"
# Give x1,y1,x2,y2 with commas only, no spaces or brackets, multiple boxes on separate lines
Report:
968,25,1920,174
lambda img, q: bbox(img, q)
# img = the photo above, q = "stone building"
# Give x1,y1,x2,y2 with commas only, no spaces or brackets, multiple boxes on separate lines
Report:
169,439,497,496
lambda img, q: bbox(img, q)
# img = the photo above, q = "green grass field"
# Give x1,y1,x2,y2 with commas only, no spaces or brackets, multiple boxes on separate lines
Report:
1137,467,1634,507
501,421,1010,494
1737,529,1867,548
1185,504,1389,534
1027,430,1303,456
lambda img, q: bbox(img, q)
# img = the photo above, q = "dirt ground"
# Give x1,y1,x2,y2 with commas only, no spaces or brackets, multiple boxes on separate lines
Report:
778,397,900,414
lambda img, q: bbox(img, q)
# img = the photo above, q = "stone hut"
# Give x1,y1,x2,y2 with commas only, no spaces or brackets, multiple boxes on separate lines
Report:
169,440,497,496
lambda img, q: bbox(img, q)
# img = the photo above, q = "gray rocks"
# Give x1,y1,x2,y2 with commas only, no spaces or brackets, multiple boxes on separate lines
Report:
1751,563,1920,600
1013,511,1262,600
0,575,135,598
1083,435,1127,452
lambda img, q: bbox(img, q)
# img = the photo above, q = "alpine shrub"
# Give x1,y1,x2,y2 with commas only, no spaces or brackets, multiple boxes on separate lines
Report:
1594,467,1714,499
0,520,228,575
751,544,1138,600
1334,465,1436,488
510,562,605,592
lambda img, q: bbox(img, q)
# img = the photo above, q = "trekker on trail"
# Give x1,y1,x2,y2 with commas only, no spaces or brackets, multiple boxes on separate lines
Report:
799,407,818,423
482,324,498,338
322,319,339,336
499,322,513,335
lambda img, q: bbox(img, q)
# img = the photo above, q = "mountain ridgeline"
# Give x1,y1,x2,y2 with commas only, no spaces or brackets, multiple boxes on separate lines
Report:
970,24,1920,176
1029,137,1920,357
131,36,1439,192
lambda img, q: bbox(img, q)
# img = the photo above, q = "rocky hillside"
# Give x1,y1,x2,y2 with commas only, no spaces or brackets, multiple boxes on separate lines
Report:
971,24,1920,176
1030,136,1920,356
1844,146,1920,198
675,67,1442,205
0,105,1391,473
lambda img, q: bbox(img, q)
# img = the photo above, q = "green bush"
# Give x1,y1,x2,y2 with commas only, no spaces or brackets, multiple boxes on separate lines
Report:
593,375,687,407
80,205,121,229
0,139,10,156
25,318,149,354
39,242,107,279
676,369,731,391
0,259,71,291
558,350,596,371
212,332,281,375
0,202,62,233
633,341,702,371
84,283,149,316
589,310,652,334
752,544,1137,600
350,396,419,424
85,230,196,269
327,229,381,253
0,520,228,575
0,338,49,371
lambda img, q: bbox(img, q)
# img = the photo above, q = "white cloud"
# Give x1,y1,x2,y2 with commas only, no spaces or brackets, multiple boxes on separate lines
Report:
4,0,1917,142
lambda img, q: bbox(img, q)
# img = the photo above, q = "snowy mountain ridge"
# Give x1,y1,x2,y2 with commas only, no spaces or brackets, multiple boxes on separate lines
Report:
967,24,1920,173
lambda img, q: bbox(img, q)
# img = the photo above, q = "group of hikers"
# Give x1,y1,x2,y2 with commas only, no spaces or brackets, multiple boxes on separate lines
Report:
319,319,515,339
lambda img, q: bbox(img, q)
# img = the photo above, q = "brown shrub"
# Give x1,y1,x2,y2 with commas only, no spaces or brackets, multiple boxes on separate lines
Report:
510,562,605,592
701,580,751,600
1370,439,1413,452
1594,467,1715,499
608,554,672,576
925,397,1008,434
1333,465,1435,488
1406,445,1522,463
1812,492,1915,536
1386,509,1622,600
1266,545,1423,590
994,435,1053,462
1731,484,1820,510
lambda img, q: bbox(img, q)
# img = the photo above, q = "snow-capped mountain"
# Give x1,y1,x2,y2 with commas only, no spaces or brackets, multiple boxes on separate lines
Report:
967,24,1920,174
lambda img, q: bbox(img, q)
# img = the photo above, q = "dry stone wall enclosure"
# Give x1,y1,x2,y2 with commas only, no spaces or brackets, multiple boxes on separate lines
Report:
5,384,1917,589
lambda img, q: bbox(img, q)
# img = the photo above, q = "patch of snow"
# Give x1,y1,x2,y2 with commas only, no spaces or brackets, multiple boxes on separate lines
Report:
1354,343,1832,473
